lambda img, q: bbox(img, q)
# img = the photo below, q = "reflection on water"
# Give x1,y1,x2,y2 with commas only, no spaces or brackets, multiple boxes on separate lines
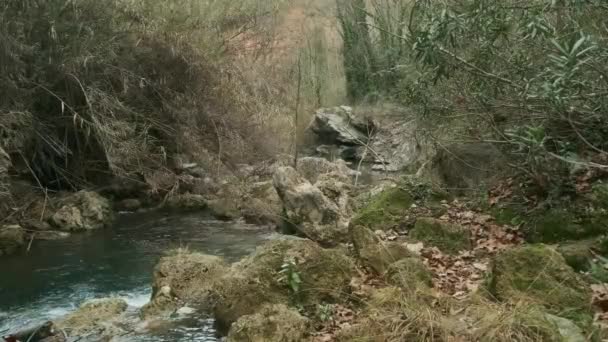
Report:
0,211,273,340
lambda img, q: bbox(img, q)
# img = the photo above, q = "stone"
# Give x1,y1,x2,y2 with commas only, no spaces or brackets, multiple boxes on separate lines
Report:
116,198,142,211
351,186,413,231
544,314,586,342
350,225,411,274
58,298,128,337
430,143,507,194
214,238,355,333
0,146,10,191
33,230,71,241
50,191,113,232
0,225,25,256
367,120,421,172
308,106,373,145
385,258,433,290
485,245,592,318
141,250,229,319
273,166,349,246
226,304,309,342
207,198,240,221
410,218,472,254
525,209,606,243
242,181,282,226
164,193,208,211
296,157,356,183
557,240,595,271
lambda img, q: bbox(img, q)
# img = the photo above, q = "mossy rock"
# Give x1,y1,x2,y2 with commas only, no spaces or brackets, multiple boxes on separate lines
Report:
0,225,26,256
351,187,413,231
385,258,433,290
410,218,472,254
525,209,606,243
226,304,309,342
149,249,229,302
557,240,595,271
213,274,288,335
350,225,412,274
235,238,356,304
215,238,356,333
58,298,128,336
485,245,592,320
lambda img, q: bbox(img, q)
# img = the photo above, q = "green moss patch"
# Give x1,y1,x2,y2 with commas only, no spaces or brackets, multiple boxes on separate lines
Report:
385,258,433,290
410,217,472,254
485,245,592,321
351,187,413,231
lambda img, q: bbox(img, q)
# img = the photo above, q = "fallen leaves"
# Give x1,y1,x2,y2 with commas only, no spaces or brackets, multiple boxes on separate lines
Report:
419,200,523,298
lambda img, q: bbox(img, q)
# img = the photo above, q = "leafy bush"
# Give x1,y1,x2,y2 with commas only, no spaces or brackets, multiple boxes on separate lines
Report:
0,0,288,190
337,0,608,196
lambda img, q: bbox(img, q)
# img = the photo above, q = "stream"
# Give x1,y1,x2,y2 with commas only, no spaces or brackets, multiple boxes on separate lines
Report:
0,211,274,340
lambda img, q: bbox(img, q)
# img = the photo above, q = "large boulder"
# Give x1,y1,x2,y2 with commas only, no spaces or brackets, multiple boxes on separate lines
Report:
141,250,229,318
0,225,26,256
50,191,113,232
226,304,309,342
309,106,373,145
368,120,421,172
241,181,282,226
214,238,355,333
58,298,128,337
485,245,592,319
350,225,411,274
164,193,208,211
296,157,356,184
385,258,433,290
351,187,413,231
410,218,472,254
430,143,508,194
0,146,10,182
273,166,349,246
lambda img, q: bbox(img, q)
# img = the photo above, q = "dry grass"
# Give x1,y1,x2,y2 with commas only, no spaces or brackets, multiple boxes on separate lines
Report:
0,0,348,201
337,284,569,342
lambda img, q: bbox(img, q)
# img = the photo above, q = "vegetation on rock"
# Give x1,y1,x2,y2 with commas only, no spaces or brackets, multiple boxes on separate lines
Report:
410,217,472,254
485,245,592,321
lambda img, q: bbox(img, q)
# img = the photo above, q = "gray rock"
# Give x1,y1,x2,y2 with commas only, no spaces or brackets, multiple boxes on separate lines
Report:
34,230,71,241
50,191,113,232
297,157,357,183
273,166,350,246
544,314,585,342
368,120,420,172
0,146,10,179
430,142,508,193
116,198,142,211
226,304,309,342
58,298,128,337
309,106,373,145
0,225,26,256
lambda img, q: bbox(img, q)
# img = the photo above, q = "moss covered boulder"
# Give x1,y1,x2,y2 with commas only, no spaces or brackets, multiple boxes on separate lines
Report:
214,238,356,334
350,224,411,274
58,298,128,337
141,249,229,318
557,240,596,271
273,166,350,246
0,225,25,256
351,187,413,231
235,238,356,304
385,258,433,290
525,209,606,243
226,304,310,342
410,218,472,254
485,245,592,319
50,191,113,232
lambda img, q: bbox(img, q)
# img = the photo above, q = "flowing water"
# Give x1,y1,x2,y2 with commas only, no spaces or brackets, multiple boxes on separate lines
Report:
0,211,275,340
